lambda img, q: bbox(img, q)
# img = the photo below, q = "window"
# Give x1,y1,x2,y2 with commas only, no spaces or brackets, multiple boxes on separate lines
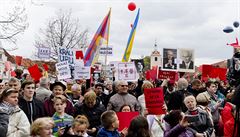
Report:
155,57,158,61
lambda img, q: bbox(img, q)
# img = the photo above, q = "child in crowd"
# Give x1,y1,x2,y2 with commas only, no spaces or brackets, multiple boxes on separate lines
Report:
52,95,74,137
120,104,132,112
31,117,54,137
97,110,127,137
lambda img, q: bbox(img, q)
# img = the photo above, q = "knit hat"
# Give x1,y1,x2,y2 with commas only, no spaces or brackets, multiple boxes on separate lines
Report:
196,92,210,103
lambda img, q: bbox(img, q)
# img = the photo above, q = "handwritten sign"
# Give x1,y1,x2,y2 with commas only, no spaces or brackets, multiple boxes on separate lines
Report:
144,88,165,115
55,61,71,80
58,47,75,66
38,47,51,59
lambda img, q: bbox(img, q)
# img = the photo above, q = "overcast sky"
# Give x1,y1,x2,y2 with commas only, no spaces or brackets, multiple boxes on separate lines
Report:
1,0,240,66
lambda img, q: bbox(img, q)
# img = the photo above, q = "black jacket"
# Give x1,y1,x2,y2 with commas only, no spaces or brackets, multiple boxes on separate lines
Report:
0,112,9,137
18,97,45,123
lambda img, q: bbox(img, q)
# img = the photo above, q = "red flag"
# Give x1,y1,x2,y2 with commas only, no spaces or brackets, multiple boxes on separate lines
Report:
28,64,42,82
11,71,16,77
42,64,49,71
15,56,22,66
227,38,240,47
76,51,84,60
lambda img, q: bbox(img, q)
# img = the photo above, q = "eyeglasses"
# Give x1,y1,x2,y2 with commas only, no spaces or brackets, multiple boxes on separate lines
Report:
120,85,128,87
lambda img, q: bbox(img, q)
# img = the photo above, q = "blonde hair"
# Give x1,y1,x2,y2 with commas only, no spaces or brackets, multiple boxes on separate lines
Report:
84,91,96,103
53,95,67,104
74,115,90,128
141,80,154,92
31,117,54,136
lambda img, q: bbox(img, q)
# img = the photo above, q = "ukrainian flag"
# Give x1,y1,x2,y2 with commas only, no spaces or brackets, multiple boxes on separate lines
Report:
122,8,140,62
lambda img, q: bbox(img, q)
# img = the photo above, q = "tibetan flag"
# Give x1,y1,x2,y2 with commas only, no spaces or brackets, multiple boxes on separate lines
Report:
84,9,111,66
122,8,140,62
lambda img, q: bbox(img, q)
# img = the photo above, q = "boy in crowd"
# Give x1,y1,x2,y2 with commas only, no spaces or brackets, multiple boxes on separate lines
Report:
97,110,127,137
52,95,74,137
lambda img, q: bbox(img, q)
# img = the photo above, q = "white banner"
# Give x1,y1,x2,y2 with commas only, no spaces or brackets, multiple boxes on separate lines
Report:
117,62,137,81
38,47,51,59
55,61,71,80
58,47,75,66
99,46,113,56
73,66,91,80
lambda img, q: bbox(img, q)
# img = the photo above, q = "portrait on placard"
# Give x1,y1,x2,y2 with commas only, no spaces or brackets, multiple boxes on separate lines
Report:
162,48,177,70
178,49,195,72
131,59,144,73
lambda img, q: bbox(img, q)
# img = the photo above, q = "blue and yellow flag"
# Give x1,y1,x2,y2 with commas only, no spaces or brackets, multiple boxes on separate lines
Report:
122,8,140,62
84,9,111,66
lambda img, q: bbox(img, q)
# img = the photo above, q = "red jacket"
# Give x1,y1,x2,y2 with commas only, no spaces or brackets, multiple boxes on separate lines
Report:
222,102,234,124
224,117,237,137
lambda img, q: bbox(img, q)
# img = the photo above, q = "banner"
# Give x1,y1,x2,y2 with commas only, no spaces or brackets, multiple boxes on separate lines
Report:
117,62,137,81
99,46,113,56
144,88,165,115
116,112,139,131
55,61,71,80
38,47,51,59
73,66,91,79
58,47,75,66
158,70,177,82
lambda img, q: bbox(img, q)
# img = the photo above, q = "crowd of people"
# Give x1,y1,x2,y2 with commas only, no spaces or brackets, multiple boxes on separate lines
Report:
0,68,238,137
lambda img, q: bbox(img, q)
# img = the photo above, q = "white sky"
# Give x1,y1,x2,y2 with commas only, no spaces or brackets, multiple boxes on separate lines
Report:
1,0,240,66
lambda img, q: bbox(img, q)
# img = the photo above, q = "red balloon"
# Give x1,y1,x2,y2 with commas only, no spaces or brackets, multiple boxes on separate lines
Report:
128,2,136,11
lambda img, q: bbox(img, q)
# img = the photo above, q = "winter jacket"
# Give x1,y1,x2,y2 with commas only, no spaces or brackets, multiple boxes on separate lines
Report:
185,108,214,137
74,99,106,130
107,93,140,112
224,117,237,137
7,107,30,137
97,127,121,137
44,94,74,116
0,111,9,137
18,97,45,123
164,123,194,137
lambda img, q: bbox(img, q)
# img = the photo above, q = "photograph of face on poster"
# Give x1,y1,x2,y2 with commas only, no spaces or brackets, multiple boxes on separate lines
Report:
132,59,144,73
178,49,195,72
162,48,177,70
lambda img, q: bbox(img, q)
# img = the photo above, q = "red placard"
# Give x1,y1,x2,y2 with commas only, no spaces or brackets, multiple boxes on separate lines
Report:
158,70,177,81
201,65,227,81
76,50,84,60
28,64,42,82
144,87,165,115
42,64,49,71
116,112,139,131
15,56,22,66
145,66,157,81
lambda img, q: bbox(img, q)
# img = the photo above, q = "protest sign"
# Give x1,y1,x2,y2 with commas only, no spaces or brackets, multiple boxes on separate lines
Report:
144,87,165,115
158,70,177,81
38,47,51,59
58,47,75,66
201,65,227,81
99,46,113,56
116,112,139,131
117,62,137,81
55,61,71,80
28,64,42,82
76,50,84,60
73,66,91,79
145,66,158,81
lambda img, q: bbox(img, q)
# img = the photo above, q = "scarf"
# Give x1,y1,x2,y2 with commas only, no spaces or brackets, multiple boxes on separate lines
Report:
0,101,20,115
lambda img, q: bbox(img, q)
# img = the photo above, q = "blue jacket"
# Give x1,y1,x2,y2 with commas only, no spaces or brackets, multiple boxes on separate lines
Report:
97,127,120,137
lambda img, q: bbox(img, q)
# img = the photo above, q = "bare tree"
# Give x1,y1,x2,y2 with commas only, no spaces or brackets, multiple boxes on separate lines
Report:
34,9,88,60
0,0,28,50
